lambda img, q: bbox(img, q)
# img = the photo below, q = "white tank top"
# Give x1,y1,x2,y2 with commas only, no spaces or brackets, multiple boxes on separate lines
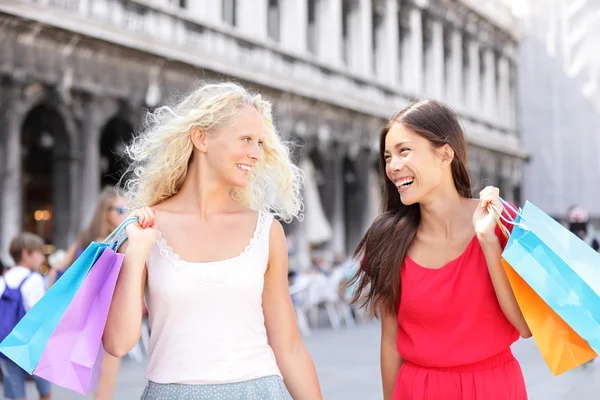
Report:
144,212,282,384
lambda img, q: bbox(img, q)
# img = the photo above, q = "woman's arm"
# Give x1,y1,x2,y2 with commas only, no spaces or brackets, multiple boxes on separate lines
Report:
103,208,157,357
381,309,403,400
478,236,532,338
263,220,322,400
475,187,532,338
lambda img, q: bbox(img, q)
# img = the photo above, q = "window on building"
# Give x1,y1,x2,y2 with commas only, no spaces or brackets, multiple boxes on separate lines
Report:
342,0,351,65
223,0,237,27
479,49,485,102
100,118,134,188
422,13,431,90
444,27,451,91
179,0,186,8
371,0,381,75
398,12,408,84
494,52,501,117
267,0,281,42
307,0,318,54
462,39,469,104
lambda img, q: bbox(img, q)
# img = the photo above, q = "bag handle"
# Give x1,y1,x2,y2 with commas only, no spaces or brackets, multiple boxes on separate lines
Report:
487,197,528,239
103,217,139,251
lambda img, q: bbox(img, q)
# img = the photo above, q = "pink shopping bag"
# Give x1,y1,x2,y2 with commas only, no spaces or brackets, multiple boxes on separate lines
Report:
33,247,125,394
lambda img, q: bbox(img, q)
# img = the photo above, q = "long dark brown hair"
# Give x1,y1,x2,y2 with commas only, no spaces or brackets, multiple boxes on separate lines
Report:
349,99,472,317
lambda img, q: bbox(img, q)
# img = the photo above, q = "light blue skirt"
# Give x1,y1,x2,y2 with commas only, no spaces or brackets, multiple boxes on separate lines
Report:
140,375,292,400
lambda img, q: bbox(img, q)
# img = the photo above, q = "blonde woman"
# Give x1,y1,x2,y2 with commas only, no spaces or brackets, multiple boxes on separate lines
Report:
48,186,126,400
103,82,322,399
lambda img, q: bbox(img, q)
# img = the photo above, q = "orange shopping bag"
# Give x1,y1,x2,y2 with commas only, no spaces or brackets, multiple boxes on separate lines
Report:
491,206,597,375
503,259,597,375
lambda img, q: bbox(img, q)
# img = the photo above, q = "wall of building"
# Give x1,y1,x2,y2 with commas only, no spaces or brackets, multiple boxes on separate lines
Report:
0,0,527,266
517,0,600,221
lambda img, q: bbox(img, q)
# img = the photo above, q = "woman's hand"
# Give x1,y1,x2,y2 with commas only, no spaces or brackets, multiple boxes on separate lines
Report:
472,186,502,243
124,207,159,252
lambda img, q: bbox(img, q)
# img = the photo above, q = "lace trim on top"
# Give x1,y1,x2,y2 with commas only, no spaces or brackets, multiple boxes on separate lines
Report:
155,211,268,265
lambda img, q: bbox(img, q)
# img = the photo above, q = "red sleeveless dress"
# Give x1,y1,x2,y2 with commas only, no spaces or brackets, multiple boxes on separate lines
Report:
393,213,527,399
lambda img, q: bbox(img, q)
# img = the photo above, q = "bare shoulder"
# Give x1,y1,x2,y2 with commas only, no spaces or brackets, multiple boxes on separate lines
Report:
267,218,287,261
268,217,285,241
467,198,480,212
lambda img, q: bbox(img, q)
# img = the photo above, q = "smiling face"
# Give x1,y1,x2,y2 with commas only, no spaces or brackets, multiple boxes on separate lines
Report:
203,105,264,188
383,123,450,205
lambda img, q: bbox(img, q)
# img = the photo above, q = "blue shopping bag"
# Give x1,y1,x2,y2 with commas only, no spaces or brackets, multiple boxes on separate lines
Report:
498,201,600,353
0,217,136,373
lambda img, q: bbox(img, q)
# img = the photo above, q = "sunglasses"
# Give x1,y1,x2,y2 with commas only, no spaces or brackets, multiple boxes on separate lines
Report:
110,206,126,216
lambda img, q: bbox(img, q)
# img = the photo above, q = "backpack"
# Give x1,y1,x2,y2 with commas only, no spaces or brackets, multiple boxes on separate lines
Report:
0,273,32,357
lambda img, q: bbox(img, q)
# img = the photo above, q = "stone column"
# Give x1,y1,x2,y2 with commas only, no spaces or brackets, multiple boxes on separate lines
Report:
318,0,343,67
430,19,445,99
500,156,514,203
353,0,373,77
508,62,517,129
0,89,24,264
449,29,463,107
497,56,510,126
79,127,101,229
483,48,497,121
198,0,223,23
52,116,77,251
344,148,371,253
78,98,118,230
468,40,481,113
236,0,268,39
77,0,91,16
408,7,423,93
280,0,307,53
330,145,346,256
378,0,399,83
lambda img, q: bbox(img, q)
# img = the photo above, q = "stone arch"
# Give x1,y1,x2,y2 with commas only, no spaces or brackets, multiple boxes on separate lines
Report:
343,147,371,252
100,115,135,188
20,102,74,249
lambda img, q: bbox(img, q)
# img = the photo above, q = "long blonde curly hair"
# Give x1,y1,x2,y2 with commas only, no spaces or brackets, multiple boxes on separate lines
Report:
122,81,303,222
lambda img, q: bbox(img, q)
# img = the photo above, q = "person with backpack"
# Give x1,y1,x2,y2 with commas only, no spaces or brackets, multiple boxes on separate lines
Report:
0,233,52,400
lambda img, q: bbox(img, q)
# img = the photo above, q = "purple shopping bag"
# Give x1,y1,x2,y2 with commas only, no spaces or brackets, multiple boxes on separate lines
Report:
33,247,125,394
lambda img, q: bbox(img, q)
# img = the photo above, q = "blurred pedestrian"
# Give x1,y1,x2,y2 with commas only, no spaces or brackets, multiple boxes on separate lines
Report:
566,205,598,369
103,81,322,399
47,185,126,400
349,100,529,400
0,233,52,400
566,205,599,252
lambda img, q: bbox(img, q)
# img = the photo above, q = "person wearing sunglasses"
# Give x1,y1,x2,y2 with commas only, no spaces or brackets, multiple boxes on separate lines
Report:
47,185,126,400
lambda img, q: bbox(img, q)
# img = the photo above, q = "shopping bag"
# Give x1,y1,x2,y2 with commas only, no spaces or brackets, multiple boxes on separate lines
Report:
502,259,597,375
33,245,126,394
499,201,600,354
0,217,135,374
0,244,107,373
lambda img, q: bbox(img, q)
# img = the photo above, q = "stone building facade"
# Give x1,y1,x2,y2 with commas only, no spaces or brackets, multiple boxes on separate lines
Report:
517,0,600,222
0,0,527,267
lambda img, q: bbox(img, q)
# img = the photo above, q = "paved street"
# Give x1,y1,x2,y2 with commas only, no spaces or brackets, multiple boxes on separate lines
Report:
8,322,600,399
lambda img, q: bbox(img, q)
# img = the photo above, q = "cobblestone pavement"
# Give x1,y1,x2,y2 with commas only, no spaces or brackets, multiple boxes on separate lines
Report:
7,322,600,399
